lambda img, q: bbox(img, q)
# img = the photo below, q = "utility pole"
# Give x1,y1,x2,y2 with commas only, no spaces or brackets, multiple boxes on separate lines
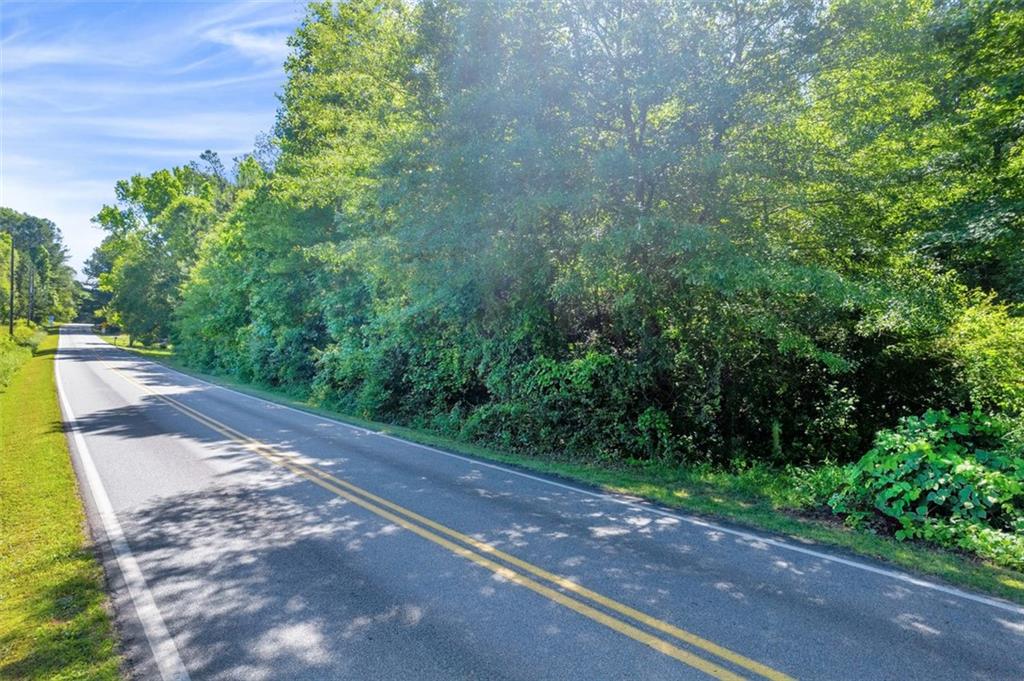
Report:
27,264,34,324
7,228,13,336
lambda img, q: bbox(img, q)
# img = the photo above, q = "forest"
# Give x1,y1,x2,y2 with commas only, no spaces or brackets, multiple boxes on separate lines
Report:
1,207,79,386
88,1,1023,567
1,207,78,326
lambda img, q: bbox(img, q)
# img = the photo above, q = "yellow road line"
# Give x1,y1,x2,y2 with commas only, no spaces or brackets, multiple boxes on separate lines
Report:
98,354,794,681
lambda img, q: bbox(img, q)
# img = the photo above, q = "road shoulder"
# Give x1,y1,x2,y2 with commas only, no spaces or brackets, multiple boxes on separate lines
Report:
0,328,122,680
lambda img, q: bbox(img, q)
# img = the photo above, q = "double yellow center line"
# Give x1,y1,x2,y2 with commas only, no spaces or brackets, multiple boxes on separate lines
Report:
97,352,793,681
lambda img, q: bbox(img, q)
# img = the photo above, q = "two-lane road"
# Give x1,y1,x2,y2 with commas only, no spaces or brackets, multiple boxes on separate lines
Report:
54,325,1023,680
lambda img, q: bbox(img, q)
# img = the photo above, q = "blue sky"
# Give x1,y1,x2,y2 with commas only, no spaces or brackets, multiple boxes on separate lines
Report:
1,0,305,274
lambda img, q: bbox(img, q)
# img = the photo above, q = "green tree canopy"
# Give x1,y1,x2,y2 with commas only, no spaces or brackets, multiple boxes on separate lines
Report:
1,207,78,325
93,0,1024,464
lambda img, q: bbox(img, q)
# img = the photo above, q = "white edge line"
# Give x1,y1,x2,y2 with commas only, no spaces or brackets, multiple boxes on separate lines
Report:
56,329,192,681
90,327,1024,616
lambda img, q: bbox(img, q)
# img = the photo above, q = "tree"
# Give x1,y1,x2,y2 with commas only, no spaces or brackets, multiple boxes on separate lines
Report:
90,161,227,340
0,207,78,325
100,232,176,345
920,0,1024,301
97,0,1024,465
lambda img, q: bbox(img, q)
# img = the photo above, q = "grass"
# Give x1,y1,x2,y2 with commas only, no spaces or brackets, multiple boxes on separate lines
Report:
101,335,1024,606
0,329,121,680
100,334,173,361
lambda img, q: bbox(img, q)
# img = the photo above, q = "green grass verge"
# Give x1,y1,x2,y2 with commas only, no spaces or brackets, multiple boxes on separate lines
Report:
100,334,174,360
1,329,121,680
100,335,1024,606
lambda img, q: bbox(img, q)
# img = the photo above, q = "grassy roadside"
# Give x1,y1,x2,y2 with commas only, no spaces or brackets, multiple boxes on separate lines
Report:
1,329,120,680
100,335,1024,606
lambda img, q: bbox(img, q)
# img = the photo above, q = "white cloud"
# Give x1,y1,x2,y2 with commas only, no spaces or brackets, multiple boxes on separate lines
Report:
203,27,291,64
8,111,273,142
1,42,125,71
0,0,302,274
3,68,285,103
188,1,303,35
189,0,300,64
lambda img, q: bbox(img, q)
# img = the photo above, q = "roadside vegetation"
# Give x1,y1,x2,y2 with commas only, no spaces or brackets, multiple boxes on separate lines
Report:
0,324,41,389
0,321,48,391
0,209,82,331
1,204,79,392
106,334,1024,604
0,329,120,680
88,0,1023,592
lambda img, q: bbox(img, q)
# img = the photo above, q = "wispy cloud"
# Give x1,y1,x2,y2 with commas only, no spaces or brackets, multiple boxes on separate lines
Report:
3,68,285,102
0,41,126,71
10,111,274,142
203,27,291,63
0,0,303,273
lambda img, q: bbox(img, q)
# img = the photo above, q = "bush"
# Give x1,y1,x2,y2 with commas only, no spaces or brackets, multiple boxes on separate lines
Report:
787,462,847,509
460,352,659,461
0,336,31,389
829,410,1024,569
945,296,1024,415
12,321,46,352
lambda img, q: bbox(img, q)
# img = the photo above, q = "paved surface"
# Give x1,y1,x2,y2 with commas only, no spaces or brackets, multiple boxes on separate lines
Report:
55,325,1024,680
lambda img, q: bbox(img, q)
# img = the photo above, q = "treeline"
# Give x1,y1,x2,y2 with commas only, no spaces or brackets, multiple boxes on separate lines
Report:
1,207,79,328
0,207,77,386
90,0,1023,466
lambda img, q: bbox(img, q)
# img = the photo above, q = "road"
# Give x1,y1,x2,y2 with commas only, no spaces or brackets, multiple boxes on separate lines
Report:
54,324,1023,680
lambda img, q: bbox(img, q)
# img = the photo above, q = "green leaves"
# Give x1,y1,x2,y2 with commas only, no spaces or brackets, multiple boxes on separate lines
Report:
829,409,1024,569
944,294,1024,415
88,1,1024,495
89,157,235,343
0,207,78,325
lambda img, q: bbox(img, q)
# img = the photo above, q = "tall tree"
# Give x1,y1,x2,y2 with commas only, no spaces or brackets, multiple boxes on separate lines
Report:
90,160,227,342
98,0,1024,465
0,207,78,325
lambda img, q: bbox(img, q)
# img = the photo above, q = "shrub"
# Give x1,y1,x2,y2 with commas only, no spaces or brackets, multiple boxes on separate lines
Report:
0,336,31,389
460,351,669,461
829,410,1024,569
945,296,1024,415
787,462,847,509
12,322,46,352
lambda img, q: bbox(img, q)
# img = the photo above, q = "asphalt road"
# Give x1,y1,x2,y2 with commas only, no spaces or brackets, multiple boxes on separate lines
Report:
54,324,1024,680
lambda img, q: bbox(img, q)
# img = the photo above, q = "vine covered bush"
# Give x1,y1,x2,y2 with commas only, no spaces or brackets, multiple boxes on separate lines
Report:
829,410,1024,569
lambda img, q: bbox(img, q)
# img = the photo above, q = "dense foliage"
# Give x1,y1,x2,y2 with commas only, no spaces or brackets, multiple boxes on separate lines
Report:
91,0,1023,493
0,337,30,391
830,411,1024,568
0,322,47,389
86,155,228,344
0,208,76,388
0,209,79,328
